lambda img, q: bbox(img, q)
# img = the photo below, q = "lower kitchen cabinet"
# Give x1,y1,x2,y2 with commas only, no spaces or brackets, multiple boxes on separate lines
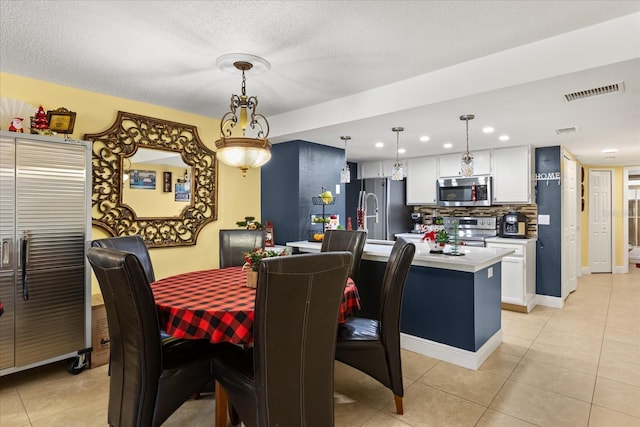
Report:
485,237,537,312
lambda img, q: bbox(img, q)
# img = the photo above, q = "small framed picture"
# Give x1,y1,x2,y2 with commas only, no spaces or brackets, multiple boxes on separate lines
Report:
46,107,76,134
175,182,190,202
129,169,156,189
163,172,172,192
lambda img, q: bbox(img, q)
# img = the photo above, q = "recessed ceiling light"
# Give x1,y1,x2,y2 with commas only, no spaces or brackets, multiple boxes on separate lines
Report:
375,142,384,148
601,148,618,154
482,126,494,134
398,148,406,154
443,142,453,149
419,136,430,142
499,135,510,141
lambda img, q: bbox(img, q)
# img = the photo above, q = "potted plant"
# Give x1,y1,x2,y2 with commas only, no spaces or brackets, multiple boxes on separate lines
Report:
242,247,288,288
435,229,449,249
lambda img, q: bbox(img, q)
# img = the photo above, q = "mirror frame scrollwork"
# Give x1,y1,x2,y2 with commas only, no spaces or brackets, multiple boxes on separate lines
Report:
85,111,218,247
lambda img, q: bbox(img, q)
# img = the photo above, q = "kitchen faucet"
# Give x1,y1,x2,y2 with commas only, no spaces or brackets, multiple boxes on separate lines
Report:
357,190,378,232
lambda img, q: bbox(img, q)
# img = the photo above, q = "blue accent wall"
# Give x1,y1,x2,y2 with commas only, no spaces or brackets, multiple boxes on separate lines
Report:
535,146,562,297
261,140,346,245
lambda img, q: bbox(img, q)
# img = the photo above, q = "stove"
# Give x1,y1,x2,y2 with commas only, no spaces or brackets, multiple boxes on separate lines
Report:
442,216,497,247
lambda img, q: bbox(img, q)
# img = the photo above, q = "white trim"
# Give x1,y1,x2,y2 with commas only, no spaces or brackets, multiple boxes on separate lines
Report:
400,330,502,371
581,267,591,275
535,294,565,308
613,265,626,274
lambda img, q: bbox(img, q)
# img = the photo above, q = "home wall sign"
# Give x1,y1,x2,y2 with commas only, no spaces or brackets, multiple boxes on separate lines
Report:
85,111,218,247
536,172,561,186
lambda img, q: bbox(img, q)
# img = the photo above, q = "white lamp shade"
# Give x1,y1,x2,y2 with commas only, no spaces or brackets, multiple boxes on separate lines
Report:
215,136,272,176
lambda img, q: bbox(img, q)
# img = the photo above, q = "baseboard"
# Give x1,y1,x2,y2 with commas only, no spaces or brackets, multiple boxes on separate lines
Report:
613,265,626,274
400,329,502,371
535,294,564,308
581,267,591,275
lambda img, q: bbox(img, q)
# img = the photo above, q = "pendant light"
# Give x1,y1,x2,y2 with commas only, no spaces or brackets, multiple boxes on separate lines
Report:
460,114,475,177
215,54,272,177
391,127,404,181
340,136,351,183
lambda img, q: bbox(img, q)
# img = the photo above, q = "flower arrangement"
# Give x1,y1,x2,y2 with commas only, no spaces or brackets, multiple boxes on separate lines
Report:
243,247,288,271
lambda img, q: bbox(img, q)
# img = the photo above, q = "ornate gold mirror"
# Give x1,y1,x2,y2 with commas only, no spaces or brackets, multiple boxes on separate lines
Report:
85,111,217,247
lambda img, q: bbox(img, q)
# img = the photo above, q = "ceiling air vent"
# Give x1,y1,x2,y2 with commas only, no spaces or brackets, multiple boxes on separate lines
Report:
563,81,624,102
555,126,578,135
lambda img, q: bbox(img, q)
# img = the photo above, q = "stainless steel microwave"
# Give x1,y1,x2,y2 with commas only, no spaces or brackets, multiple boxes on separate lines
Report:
436,176,493,207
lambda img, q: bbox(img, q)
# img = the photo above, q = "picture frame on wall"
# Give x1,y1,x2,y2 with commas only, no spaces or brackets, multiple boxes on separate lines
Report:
129,169,156,189
175,182,190,202
163,172,172,192
46,107,76,134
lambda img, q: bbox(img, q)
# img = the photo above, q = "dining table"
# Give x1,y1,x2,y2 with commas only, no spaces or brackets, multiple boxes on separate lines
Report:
150,266,361,345
150,265,361,426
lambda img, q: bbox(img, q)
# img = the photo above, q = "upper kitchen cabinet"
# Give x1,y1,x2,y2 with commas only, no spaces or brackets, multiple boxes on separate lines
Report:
406,156,438,205
492,146,533,203
357,159,403,179
438,150,491,177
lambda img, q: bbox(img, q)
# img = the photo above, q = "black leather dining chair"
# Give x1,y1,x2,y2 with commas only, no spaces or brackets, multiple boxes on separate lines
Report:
211,251,353,427
87,247,221,427
92,235,156,283
320,229,367,283
334,237,415,415
219,229,267,268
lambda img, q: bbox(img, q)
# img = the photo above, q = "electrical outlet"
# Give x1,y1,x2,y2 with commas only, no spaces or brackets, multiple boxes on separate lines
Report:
488,267,493,278
335,184,340,195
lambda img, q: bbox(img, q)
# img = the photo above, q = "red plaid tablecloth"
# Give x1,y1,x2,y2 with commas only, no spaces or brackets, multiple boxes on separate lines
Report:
151,266,360,345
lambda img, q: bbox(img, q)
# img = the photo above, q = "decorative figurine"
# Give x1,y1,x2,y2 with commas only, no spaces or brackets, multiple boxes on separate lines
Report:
8,117,24,132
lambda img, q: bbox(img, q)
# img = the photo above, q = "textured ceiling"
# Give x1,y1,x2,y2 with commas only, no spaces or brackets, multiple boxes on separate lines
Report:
1,1,639,166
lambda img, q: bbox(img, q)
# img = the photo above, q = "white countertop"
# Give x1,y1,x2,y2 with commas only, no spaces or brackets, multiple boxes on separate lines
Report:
485,237,537,244
286,240,514,273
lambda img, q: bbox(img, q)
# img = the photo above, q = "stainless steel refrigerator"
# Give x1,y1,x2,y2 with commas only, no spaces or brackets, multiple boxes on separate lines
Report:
358,178,412,241
0,131,92,375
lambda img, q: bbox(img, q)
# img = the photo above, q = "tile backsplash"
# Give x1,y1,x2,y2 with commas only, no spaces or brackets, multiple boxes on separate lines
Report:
413,204,538,237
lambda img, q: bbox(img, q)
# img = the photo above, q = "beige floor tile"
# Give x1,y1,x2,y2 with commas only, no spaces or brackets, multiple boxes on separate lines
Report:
509,357,596,402
592,376,640,418
543,312,605,339
31,396,109,427
525,340,600,376
163,394,217,427
597,354,640,387
604,325,640,347
490,380,591,426
334,400,378,427
334,361,395,410
0,386,30,427
500,313,548,341
498,333,533,358
360,411,413,427
523,305,557,320
418,362,507,406
478,348,522,378
534,326,604,355
606,312,640,333
601,338,640,365
401,349,439,381
588,405,640,427
388,381,486,427
17,363,110,423
475,409,537,426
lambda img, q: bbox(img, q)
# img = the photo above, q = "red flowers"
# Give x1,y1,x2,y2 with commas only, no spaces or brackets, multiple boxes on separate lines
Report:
243,247,288,271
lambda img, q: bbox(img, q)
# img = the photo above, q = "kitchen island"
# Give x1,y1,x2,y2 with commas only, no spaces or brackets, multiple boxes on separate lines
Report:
287,240,514,369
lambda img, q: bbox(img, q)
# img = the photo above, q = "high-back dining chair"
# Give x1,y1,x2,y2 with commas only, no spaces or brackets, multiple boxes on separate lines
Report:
334,237,415,415
212,251,353,427
92,235,155,283
86,247,221,427
320,229,367,283
219,229,266,268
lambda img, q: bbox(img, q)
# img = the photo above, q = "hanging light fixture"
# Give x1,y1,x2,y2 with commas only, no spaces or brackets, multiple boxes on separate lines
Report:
340,136,351,183
215,54,272,177
391,127,404,181
460,114,475,177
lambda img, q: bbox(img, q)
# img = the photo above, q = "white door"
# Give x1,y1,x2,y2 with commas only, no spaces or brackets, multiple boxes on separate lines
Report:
589,170,612,273
562,157,577,296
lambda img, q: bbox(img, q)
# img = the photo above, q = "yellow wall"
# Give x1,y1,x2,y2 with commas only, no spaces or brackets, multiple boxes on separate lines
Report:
1,72,262,292
580,165,625,268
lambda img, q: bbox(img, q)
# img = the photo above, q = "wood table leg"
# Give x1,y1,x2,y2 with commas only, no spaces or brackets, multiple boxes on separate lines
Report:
215,381,228,426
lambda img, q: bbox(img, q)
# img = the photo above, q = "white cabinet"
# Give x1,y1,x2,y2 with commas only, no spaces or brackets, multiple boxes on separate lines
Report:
438,150,491,177
492,146,532,203
406,156,438,205
358,159,404,179
485,237,536,312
